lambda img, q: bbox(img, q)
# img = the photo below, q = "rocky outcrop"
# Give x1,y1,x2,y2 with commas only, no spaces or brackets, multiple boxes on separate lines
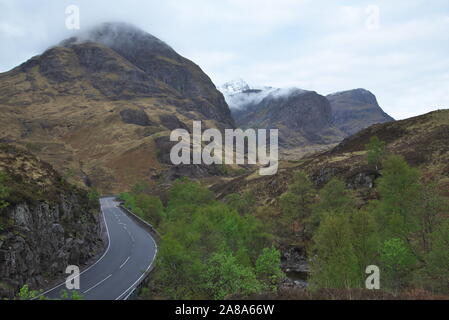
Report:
327,89,394,136
120,108,154,126
0,195,103,298
154,135,224,181
0,144,104,299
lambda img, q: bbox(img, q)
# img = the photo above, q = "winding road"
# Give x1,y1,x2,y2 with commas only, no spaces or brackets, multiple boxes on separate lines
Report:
41,197,157,300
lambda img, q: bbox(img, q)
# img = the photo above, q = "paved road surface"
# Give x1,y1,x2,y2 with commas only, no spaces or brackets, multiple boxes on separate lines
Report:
41,197,157,300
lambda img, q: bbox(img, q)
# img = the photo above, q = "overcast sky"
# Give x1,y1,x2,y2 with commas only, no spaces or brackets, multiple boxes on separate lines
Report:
1,0,448,119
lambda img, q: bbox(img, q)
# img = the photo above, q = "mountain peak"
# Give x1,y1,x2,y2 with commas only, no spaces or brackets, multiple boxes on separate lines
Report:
60,22,176,59
220,79,251,95
327,88,377,105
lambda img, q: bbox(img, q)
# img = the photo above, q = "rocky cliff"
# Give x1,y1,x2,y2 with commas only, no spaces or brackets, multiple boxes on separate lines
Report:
0,144,104,299
327,89,394,135
230,87,346,148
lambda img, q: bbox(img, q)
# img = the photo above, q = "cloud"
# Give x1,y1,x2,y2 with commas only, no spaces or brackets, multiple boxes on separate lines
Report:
0,0,448,120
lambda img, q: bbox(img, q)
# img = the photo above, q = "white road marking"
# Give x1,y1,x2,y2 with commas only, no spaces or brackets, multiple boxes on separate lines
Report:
120,256,131,269
116,232,158,300
83,274,112,294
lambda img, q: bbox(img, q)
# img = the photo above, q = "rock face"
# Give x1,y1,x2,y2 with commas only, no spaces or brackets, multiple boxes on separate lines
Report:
221,81,394,150
327,89,394,136
0,22,234,193
0,144,104,298
120,109,154,127
229,87,346,148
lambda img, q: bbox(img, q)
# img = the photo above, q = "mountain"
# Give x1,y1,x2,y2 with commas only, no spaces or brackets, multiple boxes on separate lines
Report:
213,109,449,202
0,144,104,298
221,83,345,148
0,22,234,193
327,89,395,135
221,81,395,151
233,88,345,148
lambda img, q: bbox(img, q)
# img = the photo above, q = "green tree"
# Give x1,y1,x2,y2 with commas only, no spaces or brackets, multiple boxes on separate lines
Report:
224,192,255,215
280,171,316,235
281,171,316,220
167,178,215,221
365,136,386,170
204,251,262,300
309,213,361,289
379,238,416,292
255,247,285,292
413,179,449,254
308,178,354,233
136,194,165,227
423,220,449,292
349,209,380,274
155,232,204,299
0,171,9,209
120,192,137,211
376,155,422,239
87,188,100,207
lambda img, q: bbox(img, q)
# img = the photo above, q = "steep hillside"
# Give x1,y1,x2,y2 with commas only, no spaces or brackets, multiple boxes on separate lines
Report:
0,144,104,299
212,109,449,208
0,22,233,193
327,89,394,135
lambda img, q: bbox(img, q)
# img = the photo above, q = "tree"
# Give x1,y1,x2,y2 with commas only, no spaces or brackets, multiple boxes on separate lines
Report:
167,178,215,220
224,192,255,215
280,171,316,233
349,209,380,274
379,238,416,292
155,231,204,299
376,155,422,239
413,179,448,254
204,251,262,300
309,213,361,289
365,136,386,170
255,247,285,292
0,171,9,209
423,220,449,293
136,194,165,227
87,188,100,207
308,178,354,233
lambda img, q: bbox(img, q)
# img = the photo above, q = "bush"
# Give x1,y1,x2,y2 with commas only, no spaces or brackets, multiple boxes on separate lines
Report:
0,171,9,209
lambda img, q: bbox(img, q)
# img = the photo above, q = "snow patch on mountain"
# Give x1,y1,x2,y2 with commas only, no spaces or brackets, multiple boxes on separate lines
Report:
220,79,308,110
